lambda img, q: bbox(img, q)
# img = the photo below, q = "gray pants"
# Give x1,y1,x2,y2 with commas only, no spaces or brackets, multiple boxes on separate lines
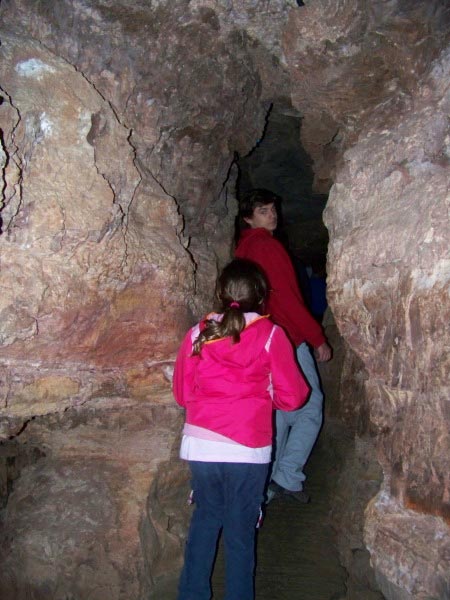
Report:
270,342,323,491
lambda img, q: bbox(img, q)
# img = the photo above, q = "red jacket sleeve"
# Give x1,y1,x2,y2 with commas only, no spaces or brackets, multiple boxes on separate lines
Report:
172,329,197,408
269,326,310,411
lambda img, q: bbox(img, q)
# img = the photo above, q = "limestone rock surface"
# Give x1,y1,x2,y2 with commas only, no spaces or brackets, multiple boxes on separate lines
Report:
283,0,450,193
0,399,190,600
324,39,450,600
0,2,297,598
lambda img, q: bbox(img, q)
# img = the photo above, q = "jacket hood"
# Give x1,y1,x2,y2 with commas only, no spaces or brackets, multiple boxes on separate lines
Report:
198,313,274,369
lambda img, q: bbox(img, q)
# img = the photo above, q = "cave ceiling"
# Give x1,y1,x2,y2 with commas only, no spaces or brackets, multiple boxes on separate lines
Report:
1,0,448,216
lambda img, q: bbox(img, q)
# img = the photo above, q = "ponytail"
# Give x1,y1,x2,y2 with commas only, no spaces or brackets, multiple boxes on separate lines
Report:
192,303,246,355
192,259,268,356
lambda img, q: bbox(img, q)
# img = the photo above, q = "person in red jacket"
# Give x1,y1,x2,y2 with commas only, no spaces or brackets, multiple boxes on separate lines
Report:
174,258,309,600
235,189,332,503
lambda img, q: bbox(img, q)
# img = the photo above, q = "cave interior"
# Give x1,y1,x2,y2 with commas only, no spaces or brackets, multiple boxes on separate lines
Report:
0,1,449,599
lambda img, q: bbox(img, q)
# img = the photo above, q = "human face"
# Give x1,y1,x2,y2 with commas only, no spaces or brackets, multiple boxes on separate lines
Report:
244,202,277,232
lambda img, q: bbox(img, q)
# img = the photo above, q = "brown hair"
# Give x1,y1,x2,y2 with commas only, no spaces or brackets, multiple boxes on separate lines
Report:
238,188,281,220
192,259,268,355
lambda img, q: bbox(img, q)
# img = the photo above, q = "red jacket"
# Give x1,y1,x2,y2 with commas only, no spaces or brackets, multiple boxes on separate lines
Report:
173,314,309,448
235,228,326,348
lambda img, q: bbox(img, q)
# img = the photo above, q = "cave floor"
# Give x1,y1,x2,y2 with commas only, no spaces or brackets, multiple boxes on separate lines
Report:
211,437,348,600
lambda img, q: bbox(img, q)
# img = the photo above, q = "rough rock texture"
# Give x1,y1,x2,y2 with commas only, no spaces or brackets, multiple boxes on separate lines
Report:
0,0,294,315
0,2,295,598
0,33,192,424
1,398,191,600
323,34,450,600
0,0,449,599
284,0,450,194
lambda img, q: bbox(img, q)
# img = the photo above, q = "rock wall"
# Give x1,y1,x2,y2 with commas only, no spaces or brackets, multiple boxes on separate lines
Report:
284,0,450,195
1,399,191,600
0,31,192,422
0,0,293,314
0,31,194,599
282,2,450,597
323,40,450,600
0,2,294,598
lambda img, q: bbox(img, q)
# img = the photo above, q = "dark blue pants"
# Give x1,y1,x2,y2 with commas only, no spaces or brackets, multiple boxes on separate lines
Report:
177,461,269,600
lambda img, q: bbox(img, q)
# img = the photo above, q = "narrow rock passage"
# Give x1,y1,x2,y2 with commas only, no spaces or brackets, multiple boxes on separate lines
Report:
212,437,348,599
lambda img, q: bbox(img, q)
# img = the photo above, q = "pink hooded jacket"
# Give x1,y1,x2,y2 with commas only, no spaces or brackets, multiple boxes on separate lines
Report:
173,314,309,448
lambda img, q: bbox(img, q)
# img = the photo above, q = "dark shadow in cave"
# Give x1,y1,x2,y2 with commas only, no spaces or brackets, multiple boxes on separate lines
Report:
236,102,330,322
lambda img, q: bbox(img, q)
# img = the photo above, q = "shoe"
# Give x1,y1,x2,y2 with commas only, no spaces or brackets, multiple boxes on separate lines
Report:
265,481,285,503
266,481,311,504
283,488,311,504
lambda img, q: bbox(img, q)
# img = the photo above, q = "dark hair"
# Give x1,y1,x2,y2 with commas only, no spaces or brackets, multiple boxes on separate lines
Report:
192,259,268,355
238,188,281,220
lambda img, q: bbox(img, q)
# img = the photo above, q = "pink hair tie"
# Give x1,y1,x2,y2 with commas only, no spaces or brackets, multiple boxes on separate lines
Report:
230,301,240,309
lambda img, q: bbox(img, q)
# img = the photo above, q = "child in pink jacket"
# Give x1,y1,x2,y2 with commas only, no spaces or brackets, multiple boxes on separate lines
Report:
173,258,309,600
